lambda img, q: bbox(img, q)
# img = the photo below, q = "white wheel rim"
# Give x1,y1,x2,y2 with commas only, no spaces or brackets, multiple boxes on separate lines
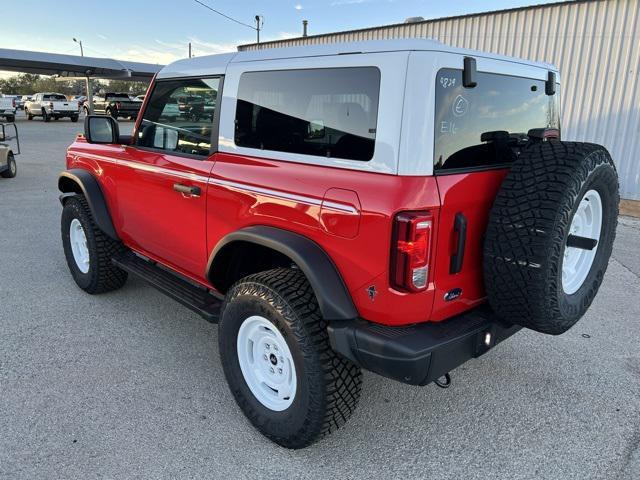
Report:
236,315,297,411
562,189,602,295
69,218,90,274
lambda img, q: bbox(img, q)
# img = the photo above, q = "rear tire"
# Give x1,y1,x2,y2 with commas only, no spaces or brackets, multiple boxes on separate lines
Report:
43,110,50,122
1,152,17,178
219,268,362,449
484,141,619,335
71,115,79,123
61,196,128,294
106,108,117,120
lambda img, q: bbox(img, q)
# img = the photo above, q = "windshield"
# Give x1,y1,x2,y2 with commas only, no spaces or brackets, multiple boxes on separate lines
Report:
434,68,560,171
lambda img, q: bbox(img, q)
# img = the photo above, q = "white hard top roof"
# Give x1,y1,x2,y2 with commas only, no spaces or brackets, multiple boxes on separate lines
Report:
157,38,557,79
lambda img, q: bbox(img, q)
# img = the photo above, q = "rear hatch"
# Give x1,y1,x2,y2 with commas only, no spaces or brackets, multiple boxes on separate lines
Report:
430,67,560,321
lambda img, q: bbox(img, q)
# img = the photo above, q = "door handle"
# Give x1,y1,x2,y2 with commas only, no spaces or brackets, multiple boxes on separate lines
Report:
449,212,467,274
173,183,201,197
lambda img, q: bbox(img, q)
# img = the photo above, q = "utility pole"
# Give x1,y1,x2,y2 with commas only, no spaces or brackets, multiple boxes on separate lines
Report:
188,42,192,58
303,20,308,37
73,37,93,115
255,15,263,44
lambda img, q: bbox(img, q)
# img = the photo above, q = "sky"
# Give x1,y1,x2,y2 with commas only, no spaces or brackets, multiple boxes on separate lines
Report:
1,0,563,68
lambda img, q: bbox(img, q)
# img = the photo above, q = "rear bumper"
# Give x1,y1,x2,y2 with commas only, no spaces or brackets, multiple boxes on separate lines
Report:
327,306,521,386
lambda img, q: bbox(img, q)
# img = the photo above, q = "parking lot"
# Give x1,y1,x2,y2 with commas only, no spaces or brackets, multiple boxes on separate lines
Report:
0,112,639,479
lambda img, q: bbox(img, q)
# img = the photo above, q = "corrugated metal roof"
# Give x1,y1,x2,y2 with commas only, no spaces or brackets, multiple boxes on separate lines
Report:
239,0,640,200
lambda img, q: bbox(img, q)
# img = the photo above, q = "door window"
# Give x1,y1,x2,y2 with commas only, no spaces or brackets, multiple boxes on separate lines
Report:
434,68,560,171
136,77,220,157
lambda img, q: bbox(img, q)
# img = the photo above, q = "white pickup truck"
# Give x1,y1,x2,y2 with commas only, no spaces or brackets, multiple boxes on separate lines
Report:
25,93,79,122
0,96,17,122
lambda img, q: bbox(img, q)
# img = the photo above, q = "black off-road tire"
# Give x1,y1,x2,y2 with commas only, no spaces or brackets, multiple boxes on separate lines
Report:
219,268,362,449
484,141,618,335
43,110,50,122
1,152,17,178
61,195,128,294
71,115,79,123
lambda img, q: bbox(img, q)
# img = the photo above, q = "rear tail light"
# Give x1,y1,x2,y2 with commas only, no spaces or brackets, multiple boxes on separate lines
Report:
391,211,433,292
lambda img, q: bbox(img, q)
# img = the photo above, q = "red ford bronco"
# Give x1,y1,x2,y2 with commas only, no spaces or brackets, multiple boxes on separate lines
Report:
58,39,619,448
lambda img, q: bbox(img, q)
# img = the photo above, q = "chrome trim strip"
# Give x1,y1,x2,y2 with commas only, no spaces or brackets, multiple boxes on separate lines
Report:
78,152,359,214
208,178,359,215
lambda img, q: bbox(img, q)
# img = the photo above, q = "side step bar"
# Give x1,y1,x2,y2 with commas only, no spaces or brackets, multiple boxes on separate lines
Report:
112,252,223,323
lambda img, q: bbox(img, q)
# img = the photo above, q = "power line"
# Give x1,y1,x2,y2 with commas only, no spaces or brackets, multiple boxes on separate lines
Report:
192,0,256,30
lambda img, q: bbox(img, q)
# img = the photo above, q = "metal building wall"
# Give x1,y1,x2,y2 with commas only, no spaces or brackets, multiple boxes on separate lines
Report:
239,0,640,200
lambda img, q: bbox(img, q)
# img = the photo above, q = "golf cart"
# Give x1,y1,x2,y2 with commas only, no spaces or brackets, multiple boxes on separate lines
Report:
0,122,20,178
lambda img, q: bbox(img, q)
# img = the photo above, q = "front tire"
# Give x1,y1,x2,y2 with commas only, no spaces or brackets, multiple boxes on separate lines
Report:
106,108,118,120
43,110,50,122
61,196,128,294
26,109,33,120
6,115,15,122
219,268,362,449
71,115,79,123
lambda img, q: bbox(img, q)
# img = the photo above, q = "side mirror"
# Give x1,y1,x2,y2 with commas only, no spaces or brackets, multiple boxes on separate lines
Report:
84,115,120,144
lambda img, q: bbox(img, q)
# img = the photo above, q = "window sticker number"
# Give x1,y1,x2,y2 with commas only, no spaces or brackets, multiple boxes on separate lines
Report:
440,76,456,89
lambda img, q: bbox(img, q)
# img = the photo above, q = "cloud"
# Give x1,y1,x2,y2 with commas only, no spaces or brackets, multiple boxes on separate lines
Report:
96,34,108,40
295,4,303,10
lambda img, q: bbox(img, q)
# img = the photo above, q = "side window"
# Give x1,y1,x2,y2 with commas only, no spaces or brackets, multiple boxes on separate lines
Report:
136,77,220,157
434,68,560,171
234,67,380,161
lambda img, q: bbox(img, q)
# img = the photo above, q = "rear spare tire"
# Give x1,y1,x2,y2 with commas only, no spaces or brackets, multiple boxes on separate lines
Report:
484,141,618,335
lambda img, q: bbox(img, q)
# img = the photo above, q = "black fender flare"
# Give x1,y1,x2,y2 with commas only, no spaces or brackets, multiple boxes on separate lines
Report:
208,226,358,321
58,169,119,240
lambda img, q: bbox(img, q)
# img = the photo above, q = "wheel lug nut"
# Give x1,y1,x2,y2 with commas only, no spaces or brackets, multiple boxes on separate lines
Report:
278,368,282,374
270,367,274,373
263,354,268,361
265,343,270,350
273,345,278,352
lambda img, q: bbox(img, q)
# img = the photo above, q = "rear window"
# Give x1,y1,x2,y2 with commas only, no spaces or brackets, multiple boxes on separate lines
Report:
235,67,380,161
434,68,560,172
44,94,67,101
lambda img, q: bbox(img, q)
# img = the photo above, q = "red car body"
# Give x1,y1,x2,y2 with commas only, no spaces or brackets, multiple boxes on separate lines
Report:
66,136,506,326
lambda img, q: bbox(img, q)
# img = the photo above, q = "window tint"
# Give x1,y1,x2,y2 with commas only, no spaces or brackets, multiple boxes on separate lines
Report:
235,67,380,161
434,68,560,171
44,94,67,101
136,77,220,157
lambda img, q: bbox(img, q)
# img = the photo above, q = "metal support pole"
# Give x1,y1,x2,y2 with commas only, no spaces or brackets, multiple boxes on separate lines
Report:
255,15,261,44
85,77,93,115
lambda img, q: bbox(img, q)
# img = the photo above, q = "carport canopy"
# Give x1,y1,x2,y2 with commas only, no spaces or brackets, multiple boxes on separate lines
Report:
0,48,163,81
